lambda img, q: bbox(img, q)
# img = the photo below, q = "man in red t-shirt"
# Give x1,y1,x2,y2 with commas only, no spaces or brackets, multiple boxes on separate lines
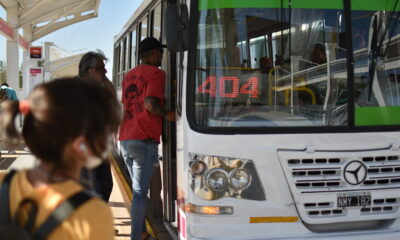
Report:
119,37,174,240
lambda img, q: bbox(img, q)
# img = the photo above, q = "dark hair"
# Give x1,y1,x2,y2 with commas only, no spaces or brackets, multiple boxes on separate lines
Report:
1,77,121,166
1,82,9,87
79,50,108,77
139,37,165,58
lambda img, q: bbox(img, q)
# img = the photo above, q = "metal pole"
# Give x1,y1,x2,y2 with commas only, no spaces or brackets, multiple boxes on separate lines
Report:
290,56,294,114
323,43,331,125
6,4,19,90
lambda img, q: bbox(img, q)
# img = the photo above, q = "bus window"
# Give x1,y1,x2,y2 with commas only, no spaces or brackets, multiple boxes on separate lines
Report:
236,40,248,68
122,37,127,72
271,28,290,69
126,34,131,70
131,29,137,67
119,41,124,73
249,36,268,69
153,3,162,40
113,44,121,87
141,16,148,41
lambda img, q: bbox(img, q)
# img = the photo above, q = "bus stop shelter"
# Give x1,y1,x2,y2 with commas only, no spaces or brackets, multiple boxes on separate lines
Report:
0,0,100,98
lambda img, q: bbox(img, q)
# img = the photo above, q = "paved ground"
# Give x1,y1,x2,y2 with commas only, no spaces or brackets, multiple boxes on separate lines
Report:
0,149,36,172
110,167,132,239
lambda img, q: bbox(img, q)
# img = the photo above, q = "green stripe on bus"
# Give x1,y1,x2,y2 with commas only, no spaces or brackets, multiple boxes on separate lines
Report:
199,0,289,10
355,107,400,126
352,0,400,11
292,0,340,9
199,0,400,11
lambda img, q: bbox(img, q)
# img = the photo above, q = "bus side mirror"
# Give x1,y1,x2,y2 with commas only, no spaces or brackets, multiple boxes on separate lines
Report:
165,4,189,53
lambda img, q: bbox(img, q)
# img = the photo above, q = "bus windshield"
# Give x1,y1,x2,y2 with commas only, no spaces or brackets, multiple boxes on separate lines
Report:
193,1,400,128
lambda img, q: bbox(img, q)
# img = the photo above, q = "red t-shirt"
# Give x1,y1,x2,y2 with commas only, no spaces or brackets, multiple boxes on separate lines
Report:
119,65,165,142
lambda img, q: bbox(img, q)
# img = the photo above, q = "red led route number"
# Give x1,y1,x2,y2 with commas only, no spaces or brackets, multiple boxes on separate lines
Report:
197,76,260,98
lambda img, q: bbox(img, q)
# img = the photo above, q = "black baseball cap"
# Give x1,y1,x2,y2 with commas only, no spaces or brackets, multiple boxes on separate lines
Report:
139,37,166,53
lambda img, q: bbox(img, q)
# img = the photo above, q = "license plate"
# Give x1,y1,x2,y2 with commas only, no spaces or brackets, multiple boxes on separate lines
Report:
337,193,371,208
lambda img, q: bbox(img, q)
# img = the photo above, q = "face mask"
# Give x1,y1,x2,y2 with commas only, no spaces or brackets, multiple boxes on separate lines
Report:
100,134,114,159
80,143,103,169
85,156,102,169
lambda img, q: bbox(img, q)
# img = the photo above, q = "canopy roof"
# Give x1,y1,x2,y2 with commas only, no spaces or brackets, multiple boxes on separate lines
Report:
0,0,100,41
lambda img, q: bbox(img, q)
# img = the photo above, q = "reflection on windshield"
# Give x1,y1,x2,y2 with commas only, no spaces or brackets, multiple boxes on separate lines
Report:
353,10,400,107
194,6,400,128
195,8,347,127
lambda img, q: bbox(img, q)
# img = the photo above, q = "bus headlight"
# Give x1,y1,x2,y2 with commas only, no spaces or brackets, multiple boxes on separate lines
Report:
206,168,229,192
189,153,266,201
229,169,251,191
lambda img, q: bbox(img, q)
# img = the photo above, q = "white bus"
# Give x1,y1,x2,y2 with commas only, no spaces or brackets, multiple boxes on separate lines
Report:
113,0,400,239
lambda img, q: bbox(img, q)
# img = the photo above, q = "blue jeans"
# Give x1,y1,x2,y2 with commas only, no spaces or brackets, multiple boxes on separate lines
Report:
120,139,158,240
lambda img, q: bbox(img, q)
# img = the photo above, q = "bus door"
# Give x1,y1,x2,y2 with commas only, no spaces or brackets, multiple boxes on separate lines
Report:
146,2,178,237
161,1,178,235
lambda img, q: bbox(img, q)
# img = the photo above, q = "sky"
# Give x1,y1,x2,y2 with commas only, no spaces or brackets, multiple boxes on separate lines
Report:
0,0,141,79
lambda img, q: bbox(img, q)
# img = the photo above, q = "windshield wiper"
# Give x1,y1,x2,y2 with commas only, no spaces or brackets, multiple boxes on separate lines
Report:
367,0,400,101
367,16,378,101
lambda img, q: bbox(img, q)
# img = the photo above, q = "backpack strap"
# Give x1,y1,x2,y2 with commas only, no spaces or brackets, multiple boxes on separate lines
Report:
33,190,93,240
13,198,39,233
0,170,17,225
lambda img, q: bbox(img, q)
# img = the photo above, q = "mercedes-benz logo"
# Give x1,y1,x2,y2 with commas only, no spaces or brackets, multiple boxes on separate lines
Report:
343,160,367,185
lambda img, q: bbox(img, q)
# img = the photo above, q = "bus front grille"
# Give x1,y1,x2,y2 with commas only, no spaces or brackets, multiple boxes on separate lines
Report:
278,149,400,224
286,154,400,192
